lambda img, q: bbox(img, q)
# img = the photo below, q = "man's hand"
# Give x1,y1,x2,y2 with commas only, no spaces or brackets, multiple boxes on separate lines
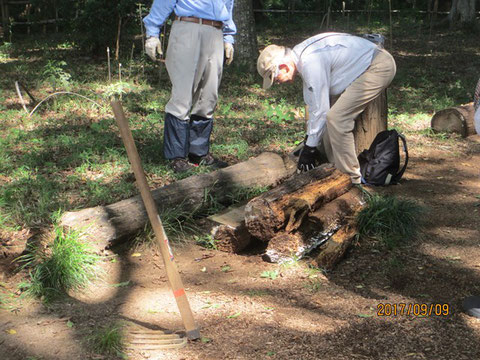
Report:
224,42,234,65
297,144,320,174
145,36,162,61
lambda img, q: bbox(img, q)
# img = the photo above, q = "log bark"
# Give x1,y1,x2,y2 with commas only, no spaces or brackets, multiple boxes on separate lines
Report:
431,103,476,137
262,188,364,263
61,152,294,252
245,164,352,242
312,221,358,270
208,205,252,253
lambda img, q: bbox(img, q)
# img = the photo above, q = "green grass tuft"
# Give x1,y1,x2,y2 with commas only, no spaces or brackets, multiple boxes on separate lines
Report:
17,225,100,302
356,193,425,249
88,322,125,357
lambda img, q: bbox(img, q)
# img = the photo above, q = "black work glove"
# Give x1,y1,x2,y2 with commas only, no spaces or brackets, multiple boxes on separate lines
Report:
297,144,320,174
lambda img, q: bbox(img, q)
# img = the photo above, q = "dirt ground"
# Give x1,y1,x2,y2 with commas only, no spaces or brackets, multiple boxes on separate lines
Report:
1,129,480,359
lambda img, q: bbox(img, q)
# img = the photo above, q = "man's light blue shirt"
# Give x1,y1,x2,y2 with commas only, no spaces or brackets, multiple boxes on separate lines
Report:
293,33,378,147
144,0,236,44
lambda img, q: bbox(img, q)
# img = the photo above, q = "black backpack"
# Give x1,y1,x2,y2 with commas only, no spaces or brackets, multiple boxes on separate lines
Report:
357,129,408,186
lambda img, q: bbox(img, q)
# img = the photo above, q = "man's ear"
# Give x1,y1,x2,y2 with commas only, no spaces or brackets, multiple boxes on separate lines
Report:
278,63,289,73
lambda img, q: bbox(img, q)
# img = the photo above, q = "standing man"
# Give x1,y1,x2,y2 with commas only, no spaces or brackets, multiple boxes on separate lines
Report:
144,1,236,173
257,33,396,184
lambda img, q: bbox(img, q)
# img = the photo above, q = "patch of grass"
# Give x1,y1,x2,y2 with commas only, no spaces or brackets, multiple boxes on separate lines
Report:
304,279,324,293
243,289,270,297
227,185,270,205
88,322,126,358
194,234,218,250
0,287,22,312
260,270,279,280
17,225,101,302
356,193,425,249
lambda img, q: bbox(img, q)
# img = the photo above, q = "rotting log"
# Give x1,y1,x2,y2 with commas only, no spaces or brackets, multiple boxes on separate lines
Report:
312,221,358,270
431,102,476,137
307,187,364,231
61,152,295,253
207,204,252,253
262,188,364,263
244,164,352,242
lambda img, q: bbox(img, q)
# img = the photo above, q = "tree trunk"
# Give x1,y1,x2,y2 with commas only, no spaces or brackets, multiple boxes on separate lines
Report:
244,164,352,242
431,103,476,137
331,90,388,155
61,152,295,252
232,0,258,71
0,0,7,38
449,0,476,27
353,90,388,154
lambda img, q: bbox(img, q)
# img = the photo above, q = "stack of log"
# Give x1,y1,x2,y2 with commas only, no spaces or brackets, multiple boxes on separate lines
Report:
208,163,365,270
61,152,365,270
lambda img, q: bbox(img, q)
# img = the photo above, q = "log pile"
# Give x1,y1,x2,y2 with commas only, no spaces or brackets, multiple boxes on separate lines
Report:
431,102,476,137
62,151,364,269
209,163,365,269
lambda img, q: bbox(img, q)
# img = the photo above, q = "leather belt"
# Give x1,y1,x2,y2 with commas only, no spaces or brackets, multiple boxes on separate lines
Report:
175,16,223,29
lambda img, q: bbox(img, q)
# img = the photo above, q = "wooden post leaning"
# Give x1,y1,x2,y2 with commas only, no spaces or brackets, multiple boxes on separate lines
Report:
111,101,200,340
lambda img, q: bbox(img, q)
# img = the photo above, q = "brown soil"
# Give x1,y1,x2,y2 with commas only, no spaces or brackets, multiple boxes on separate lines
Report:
1,133,480,360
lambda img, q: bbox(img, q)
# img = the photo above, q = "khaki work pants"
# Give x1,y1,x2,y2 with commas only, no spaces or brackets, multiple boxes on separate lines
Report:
322,48,397,184
165,20,224,120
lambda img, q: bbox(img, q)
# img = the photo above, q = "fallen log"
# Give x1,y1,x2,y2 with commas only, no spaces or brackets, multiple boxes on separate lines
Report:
312,221,358,270
61,152,294,252
244,164,352,242
207,204,253,253
262,188,364,263
431,102,476,137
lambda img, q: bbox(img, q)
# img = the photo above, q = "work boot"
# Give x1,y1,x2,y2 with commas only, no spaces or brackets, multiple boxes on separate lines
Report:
171,158,195,173
188,153,228,169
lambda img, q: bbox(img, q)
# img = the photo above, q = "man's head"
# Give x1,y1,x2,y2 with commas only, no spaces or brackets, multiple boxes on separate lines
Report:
257,45,297,89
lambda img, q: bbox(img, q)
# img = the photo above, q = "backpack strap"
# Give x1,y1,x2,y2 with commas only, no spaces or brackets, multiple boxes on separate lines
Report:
393,132,408,182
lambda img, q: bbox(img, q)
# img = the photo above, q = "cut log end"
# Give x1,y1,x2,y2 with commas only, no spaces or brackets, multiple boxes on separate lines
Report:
212,224,252,253
431,103,476,138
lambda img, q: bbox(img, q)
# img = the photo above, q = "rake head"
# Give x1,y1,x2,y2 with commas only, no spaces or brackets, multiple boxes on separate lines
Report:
126,325,187,350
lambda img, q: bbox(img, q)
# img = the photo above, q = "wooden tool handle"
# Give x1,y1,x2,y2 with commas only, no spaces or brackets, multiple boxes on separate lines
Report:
111,101,200,340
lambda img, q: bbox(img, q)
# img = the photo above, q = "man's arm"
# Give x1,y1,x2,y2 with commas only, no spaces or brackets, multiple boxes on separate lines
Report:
143,0,176,37
302,62,331,148
223,0,236,44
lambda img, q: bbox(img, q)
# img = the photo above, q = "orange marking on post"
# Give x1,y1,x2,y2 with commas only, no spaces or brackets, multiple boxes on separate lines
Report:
173,288,186,298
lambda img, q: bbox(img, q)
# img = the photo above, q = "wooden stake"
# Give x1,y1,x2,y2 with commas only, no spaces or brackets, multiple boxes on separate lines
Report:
111,101,200,340
107,47,111,83
115,15,122,61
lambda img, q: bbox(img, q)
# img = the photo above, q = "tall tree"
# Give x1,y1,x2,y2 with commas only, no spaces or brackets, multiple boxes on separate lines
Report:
448,0,476,28
232,0,258,72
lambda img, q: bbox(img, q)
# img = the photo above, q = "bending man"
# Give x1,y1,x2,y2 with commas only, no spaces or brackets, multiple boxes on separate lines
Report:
144,0,236,173
257,32,396,184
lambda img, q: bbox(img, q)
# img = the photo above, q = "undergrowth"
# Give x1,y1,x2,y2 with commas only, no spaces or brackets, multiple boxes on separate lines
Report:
16,225,101,302
356,193,425,249
88,322,126,358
